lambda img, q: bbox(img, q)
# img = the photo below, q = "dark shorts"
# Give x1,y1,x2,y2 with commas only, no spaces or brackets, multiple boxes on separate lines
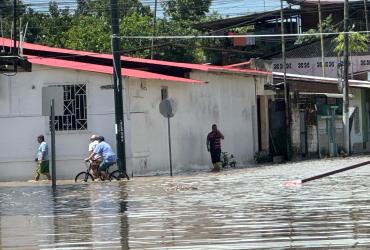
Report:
210,148,221,163
98,161,115,172
37,161,50,174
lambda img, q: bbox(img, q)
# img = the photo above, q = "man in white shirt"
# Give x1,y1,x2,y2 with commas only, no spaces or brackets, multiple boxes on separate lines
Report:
88,135,99,155
88,134,101,178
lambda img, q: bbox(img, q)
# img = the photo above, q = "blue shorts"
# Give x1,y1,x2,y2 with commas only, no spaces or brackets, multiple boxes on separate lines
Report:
98,160,115,172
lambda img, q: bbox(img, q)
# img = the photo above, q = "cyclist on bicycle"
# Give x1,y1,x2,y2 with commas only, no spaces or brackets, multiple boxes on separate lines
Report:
86,136,116,180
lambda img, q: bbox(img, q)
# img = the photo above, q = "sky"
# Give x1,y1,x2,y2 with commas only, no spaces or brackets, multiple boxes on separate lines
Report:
22,0,282,17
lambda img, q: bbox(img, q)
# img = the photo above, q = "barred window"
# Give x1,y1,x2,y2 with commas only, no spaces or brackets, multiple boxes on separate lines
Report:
52,84,87,131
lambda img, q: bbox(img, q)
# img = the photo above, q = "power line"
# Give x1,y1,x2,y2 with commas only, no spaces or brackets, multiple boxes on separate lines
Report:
119,30,370,39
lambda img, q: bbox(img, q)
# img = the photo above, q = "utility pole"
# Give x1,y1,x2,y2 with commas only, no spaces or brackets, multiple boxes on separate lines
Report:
364,0,369,34
318,0,326,77
110,0,127,176
13,0,17,55
280,0,291,160
151,0,158,59
343,0,350,154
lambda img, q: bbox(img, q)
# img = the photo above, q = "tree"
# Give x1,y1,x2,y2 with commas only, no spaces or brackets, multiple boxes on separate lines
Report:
120,13,153,57
162,0,212,21
0,0,26,18
29,1,73,48
295,15,335,45
81,0,151,18
0,0,26,38
334,32,368,56
65,16,111,53
76,0,92,16
152,19,205,63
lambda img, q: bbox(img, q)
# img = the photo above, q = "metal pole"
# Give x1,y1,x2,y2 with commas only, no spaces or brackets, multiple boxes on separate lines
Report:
50,99,56,189
343,0,350,154
151,0,158,59
280,0,291,160
13,0,17,55
110,0,127,175
318,0,326,77
364,0,369,34
167,117,173,176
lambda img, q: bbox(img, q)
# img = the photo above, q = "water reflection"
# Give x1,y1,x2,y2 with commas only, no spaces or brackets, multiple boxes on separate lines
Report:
1,157,370,249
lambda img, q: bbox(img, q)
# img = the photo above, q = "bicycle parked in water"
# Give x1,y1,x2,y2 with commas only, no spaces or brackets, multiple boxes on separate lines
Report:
221,152,237,168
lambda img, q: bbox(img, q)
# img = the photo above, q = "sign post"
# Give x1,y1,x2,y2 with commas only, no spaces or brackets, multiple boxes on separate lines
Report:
50,99,56,189
159,98,177,176
42,86,63,189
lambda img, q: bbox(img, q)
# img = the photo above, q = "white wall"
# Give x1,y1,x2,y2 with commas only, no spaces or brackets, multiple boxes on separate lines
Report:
0,65,117,181
125,71,262,176
0,64,266,180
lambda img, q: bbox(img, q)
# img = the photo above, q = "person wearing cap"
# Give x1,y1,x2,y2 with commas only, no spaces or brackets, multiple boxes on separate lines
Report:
88,135,99,156
87,134,101,178
86,136,116,180
34,135,51,181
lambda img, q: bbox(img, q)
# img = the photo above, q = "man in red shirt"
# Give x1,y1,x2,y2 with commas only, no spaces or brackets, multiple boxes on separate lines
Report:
206,124,224,171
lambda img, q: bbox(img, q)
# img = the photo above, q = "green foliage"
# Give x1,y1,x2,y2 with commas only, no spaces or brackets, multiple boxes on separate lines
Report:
120,13,153,57
79,0,151,18
295,15,335,45
153,19,205,63
22,2,73,48
0,0,26,18
162,0,212,21
65,16,111,53
333,32,368,56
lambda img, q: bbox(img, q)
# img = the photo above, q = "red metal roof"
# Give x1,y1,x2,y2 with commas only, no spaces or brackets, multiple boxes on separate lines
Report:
27,56,203,84
0,37,269,76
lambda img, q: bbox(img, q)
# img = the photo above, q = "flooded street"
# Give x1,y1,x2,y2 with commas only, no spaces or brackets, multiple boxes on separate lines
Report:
1,156,370,249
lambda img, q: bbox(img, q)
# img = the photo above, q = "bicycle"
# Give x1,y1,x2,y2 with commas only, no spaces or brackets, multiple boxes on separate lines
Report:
75,160,115,182
108,159,130,181
221,152,237,168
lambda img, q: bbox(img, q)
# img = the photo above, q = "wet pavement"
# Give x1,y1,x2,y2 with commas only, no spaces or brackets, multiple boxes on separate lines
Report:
1,156,370,249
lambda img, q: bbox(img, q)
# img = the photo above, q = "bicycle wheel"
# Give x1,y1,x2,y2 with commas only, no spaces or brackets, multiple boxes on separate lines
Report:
75,172,94,182
109,170,123,181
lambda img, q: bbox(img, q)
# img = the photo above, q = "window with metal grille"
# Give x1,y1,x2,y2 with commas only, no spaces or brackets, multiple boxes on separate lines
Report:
52,84,87,131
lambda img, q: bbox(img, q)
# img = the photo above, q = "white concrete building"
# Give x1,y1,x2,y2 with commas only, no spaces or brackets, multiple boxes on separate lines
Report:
0,39,271,181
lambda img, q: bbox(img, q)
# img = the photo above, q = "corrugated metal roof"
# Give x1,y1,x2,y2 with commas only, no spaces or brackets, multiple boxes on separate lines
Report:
28,56,203,84
0,37,269,76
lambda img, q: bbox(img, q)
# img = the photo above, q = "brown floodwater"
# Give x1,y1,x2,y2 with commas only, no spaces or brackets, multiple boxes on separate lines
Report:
1,157,370,249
